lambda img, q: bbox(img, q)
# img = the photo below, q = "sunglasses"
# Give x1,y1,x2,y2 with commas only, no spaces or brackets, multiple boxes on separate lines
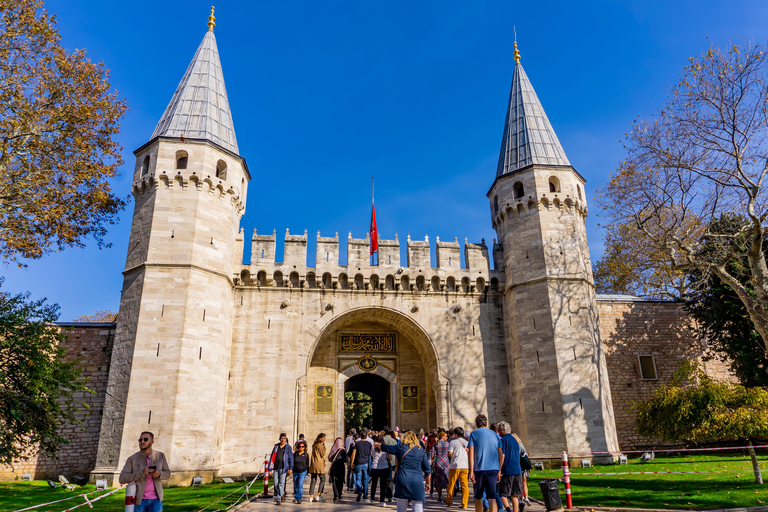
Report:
139,437,151,442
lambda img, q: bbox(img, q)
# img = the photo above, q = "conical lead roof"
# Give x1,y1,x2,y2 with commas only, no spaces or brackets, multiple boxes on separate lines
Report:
151,30,239,154
496,55,569,177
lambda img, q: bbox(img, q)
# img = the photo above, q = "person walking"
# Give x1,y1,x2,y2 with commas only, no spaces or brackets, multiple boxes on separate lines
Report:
328,437,347,502
119,431,170,512
370,435,391,506
446,427,469,509
292,440,309,504
497,422,523,512
268,433,294,505
350,430,373,502
468,415,503,512
377,431,432,512
309,433,327,502
383,428,398,502
511,433,530,507
433,431,450,502
345,429,357,491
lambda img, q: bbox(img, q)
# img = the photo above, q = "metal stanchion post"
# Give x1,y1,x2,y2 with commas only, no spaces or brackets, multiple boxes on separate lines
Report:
562,452,573,509
124,483,136,512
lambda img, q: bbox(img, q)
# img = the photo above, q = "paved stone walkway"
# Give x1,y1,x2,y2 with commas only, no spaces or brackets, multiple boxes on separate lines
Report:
238,480,547,512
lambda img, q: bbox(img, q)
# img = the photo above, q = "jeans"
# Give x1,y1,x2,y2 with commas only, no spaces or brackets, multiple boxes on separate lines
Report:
274,471,288,501
354,464,369,497
396,497,423,512
135,499,162,512
309,473,325,496
293,471,307,500
447,468,469,507
480,488,503,511
347,463,355,489
370,468,389,502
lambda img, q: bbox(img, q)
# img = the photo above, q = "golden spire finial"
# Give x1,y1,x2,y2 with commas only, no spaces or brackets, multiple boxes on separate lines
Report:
513,27,520,64
207,6,216,31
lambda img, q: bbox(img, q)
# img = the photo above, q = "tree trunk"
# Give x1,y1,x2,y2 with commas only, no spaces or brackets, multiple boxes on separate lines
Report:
748,441,763,484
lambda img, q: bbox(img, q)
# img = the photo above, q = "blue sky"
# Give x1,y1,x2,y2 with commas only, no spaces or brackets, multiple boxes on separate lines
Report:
4,0,768,320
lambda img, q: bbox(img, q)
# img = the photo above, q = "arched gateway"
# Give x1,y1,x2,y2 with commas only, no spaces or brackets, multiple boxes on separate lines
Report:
298,307,450,440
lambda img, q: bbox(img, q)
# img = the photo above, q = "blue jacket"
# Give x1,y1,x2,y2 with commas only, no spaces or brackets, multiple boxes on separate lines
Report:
268,442,294,474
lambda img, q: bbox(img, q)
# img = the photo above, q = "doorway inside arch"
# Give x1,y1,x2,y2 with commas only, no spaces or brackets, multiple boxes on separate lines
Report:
344,373,391,432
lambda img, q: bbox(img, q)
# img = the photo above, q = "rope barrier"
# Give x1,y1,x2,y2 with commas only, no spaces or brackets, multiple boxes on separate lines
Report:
12,489,112,512
566,444,768,456
60,485,127,512
561,469,765,476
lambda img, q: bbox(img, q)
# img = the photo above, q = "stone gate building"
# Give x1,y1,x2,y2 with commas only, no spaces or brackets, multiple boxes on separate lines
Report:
0,14,732,483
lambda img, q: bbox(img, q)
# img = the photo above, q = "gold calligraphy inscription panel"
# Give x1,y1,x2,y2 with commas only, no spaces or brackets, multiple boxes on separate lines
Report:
315,385,334,414
339,333,396,353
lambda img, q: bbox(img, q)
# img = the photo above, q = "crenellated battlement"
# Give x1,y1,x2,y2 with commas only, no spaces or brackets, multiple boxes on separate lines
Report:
131,171,246,216
491,193,587,229
235,229,503,294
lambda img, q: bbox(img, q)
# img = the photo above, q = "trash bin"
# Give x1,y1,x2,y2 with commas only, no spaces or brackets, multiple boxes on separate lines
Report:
538,479,562,511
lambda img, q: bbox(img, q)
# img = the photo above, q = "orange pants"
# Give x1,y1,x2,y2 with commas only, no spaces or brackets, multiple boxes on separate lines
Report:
446,468,469,508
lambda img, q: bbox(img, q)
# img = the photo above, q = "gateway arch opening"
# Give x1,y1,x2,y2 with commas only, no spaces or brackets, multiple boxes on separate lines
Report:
344,373,390,432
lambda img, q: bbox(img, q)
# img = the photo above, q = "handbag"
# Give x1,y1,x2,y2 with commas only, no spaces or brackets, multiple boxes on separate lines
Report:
520,452,532,471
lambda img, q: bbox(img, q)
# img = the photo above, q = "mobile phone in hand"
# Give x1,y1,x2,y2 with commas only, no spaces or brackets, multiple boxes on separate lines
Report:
148,465,157,471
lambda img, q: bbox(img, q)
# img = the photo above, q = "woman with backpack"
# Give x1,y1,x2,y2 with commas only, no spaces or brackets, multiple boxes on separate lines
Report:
377,431,432,512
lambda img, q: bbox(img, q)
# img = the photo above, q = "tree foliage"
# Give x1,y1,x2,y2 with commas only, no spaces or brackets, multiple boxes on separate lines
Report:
344,391,372,432
0,280,90,466
597,42,768,358
72,309,117,322
684,215,768,386
635,360,768,444
0,0,127,264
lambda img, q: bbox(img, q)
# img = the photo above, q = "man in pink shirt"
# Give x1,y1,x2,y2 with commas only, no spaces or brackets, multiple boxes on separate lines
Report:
119,431,170,512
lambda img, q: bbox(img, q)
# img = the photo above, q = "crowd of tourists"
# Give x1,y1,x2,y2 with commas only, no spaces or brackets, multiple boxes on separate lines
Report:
265,415,532,512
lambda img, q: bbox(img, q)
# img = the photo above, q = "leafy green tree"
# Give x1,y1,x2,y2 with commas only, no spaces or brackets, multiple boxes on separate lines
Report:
0,281,90,466
344,391,372,432
0,0,127,265
635,360,767,483
684,215,768,386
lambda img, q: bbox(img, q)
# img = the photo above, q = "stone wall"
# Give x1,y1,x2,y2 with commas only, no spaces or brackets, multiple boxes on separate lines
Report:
597,297,733,450
0,324,115,481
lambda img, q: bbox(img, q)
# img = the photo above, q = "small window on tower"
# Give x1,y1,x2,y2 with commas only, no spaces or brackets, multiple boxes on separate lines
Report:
176,151,188,169
577,184,583,200
216,160,227,180
549,176,560,193
141,155,150,176
513,181,524,199
637,355,658,380
493,196,499,215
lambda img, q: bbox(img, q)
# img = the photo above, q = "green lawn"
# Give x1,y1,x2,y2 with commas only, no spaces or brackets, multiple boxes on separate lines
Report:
0,480,264,512
527,453,768,509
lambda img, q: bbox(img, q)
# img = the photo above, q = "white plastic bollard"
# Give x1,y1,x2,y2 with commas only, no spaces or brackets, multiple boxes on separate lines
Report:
125,483,136,512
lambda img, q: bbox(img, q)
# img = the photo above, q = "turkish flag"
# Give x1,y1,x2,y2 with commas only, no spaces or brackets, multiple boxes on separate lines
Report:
370,202,378,255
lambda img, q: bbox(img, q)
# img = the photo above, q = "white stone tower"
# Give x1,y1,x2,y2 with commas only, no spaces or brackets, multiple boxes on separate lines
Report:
488,43,619,459
93,9,249,484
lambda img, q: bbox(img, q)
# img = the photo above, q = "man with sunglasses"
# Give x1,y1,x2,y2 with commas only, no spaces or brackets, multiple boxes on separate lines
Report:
119,431,171,512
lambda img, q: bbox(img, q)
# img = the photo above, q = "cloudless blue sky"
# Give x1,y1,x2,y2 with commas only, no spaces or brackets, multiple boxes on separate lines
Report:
4,0,768,320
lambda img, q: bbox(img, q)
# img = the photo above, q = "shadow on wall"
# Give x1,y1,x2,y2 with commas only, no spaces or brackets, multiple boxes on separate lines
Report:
598,299,727,450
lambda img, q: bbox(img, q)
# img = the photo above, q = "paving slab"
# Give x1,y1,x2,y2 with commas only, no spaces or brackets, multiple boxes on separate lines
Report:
237,479,547,512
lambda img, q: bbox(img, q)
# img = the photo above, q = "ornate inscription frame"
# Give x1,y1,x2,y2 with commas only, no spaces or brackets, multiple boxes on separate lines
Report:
339,332,396,353
315,385,334,414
